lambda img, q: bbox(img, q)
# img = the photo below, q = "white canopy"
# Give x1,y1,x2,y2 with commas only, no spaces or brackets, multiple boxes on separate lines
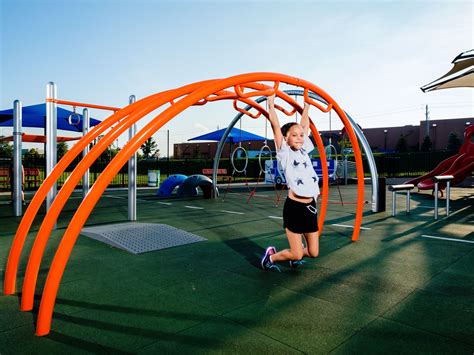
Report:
421,49,474,92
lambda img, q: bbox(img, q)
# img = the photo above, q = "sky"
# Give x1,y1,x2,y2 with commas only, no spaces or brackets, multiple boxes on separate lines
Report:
1,0,473,156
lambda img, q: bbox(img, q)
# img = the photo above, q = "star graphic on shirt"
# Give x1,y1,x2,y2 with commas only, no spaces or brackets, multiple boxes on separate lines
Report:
302,162,309,168
293,160,300,167
296,178,304,185
312,176,318,182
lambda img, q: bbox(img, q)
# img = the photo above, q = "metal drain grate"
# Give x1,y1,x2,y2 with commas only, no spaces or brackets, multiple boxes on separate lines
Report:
81,222,206,254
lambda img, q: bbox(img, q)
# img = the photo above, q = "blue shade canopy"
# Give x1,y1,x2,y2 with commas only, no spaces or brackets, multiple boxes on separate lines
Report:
0,103,102,132
188,127,268,143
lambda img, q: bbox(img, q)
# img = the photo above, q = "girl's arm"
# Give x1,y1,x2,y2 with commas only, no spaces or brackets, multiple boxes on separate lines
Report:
267,94,283,150
300,102,310,136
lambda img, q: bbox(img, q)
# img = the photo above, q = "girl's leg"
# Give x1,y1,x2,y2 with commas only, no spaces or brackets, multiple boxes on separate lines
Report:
271,228,304,262
303,231,319,258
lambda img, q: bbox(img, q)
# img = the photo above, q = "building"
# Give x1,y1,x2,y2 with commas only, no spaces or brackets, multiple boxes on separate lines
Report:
350,117,471,152
173,118,472,158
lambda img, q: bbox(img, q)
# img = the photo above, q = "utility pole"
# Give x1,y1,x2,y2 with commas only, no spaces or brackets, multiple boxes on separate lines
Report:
167,129,170,160
425,104,430,137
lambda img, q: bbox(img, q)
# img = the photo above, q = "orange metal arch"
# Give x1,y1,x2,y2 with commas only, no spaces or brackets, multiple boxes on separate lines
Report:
15,83,290,311
17,85,275,311
3,79,218,297
33,73,363,336
20,86,204,310
3,72,363,336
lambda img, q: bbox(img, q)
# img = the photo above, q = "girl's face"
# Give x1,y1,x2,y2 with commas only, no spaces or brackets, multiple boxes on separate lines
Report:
285,124,304,150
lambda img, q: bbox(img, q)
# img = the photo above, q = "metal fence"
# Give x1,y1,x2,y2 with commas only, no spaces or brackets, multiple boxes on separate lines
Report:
370,150,455,178
0,150,465,192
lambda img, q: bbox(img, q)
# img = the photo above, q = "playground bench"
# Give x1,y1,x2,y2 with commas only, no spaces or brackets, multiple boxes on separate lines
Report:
24,168,42,189
202,168,229,182
388,184,415,216
433,175,454,220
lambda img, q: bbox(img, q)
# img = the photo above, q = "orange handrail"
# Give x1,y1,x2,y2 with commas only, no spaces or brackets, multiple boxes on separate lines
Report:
233,99,262,119
304,88,333,113
46,98,121,112
192,98,208,106
274,103,297,116
234,81,279,98
205,92,238,102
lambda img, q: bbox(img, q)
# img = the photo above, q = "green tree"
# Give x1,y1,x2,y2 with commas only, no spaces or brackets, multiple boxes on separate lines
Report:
446,132,462,152
140,137,157,159
57,142,69,159
24,148,41,163
0,141,13,158
395,134,408,152
420,135,432,151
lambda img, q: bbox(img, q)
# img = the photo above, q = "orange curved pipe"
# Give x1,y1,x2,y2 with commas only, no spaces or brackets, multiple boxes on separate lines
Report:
34,73,363,335
20,94,183,310
274,103,297,116
20,83,248,309
38,73,361,334
4,80,217,296
234,81,279,98
233,99,262,119
304,88,333,113
18,85,279,310
4,98,134,295
309,122,327,230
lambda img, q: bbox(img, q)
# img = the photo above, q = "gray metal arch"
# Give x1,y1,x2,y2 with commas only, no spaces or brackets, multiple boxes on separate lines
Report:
211,90,380,212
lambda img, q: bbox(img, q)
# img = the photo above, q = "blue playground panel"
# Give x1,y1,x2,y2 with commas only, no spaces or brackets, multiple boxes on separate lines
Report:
157,174,188,197
177,174,213,198
264,158,337,185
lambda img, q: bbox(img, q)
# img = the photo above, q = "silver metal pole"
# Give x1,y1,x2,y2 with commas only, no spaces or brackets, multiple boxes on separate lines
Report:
392,191,396,216
13,100,22,216
344,156,348,185
406,190,410,214
343,112,379,212
128,95,137,221
46,82,57,214
434,182,439,220
82,108,90,198
446,181,451,216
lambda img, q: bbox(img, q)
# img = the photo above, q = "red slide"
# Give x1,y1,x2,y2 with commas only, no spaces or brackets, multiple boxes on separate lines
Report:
405,125,474,191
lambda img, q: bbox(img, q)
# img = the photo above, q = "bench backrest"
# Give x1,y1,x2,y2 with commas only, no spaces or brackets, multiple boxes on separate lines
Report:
25,168,40,176
202,168,227,175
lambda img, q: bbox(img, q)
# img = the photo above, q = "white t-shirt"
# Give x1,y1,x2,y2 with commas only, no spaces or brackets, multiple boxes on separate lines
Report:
277,135,320,198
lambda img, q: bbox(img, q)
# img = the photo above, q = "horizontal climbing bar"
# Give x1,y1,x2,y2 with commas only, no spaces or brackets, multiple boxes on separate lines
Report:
46,98,121,112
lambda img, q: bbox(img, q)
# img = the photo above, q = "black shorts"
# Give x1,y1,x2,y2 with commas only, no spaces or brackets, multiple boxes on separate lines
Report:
283,197,319,234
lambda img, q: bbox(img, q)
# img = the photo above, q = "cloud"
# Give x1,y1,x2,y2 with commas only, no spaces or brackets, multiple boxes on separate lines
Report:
194,123,211,133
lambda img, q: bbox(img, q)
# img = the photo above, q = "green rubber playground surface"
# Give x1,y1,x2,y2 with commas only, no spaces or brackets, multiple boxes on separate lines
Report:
0,184,473,354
